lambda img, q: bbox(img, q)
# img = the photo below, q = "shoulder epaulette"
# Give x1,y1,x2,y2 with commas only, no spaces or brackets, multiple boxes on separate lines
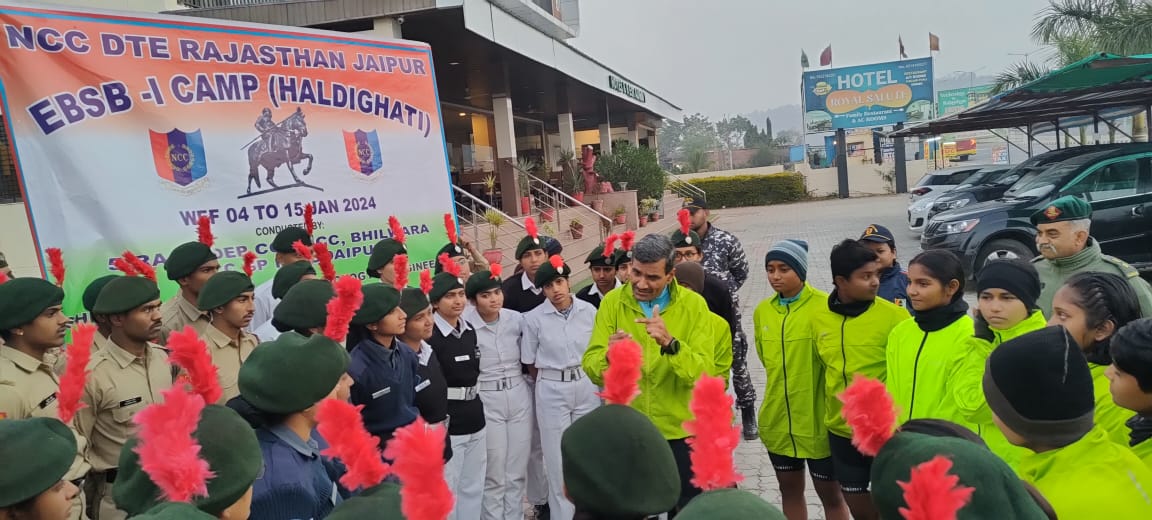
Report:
1100,255,1140,278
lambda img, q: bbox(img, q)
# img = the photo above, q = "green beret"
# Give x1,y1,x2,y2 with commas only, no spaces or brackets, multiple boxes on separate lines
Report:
352,284,402,326
585,244,613,268
93,276,160,315
465,270,502,299
871,432,1048,520
272,279,333,332
670,229,702,250
272,261,316,300
83,275,118,314
429,271,464,303
325,483,402,520
270,226,312,254
165,242,218,281
197,272,255,311
115,406,263,516
562,405,680,517
611,249,633,268
1031,195,1092,226
239,332,349,414
130,502,218,519
677,489,785,520
399,288,430,318
515,234,545,260
366,239,406,276
0,417,76,507
0,278,64,330
533,258,571,289
437,241,466,260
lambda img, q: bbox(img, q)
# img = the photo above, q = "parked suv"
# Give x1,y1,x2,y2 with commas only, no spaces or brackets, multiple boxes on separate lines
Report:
921,145,1152,277
907,164,988,233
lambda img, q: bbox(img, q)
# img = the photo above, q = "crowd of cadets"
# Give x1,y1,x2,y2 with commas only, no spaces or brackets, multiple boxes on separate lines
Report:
6,193,1152,520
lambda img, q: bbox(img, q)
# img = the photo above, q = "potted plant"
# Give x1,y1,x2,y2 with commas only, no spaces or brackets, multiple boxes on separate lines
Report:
612,206,627,225
638,213,648,227
640,198,659,221
541,206,556,222
557,149,584,202
515,158,538,215
482,208,505,264
569,218,584,239
483,174,497,204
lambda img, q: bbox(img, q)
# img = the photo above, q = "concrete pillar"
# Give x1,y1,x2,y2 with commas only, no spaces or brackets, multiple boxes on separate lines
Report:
360,17,402,39
627,125,640,148
558,113,576,157
649,129,658,151
493,96,521,215
599,124,612,154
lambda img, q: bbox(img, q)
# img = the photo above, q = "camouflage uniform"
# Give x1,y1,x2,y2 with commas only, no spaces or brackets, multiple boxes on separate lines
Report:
699,224,756,409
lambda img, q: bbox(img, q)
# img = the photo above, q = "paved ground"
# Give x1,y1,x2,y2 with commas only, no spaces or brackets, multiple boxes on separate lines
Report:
716,194,916,518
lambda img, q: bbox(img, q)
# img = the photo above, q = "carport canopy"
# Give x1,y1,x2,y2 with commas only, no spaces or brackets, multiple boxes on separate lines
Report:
889,53,1152,138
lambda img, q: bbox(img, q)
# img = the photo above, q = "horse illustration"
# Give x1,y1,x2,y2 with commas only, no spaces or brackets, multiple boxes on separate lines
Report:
245,108,315,194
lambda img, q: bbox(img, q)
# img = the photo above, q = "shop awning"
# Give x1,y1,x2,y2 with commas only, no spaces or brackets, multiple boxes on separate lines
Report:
889,53,1152,138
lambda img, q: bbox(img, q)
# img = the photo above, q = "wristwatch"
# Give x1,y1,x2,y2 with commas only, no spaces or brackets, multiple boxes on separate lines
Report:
661,337,680,356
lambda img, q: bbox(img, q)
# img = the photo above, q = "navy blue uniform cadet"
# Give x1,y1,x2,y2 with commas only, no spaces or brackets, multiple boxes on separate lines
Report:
348,283,419,451
859,224,911,313
398,284,453,462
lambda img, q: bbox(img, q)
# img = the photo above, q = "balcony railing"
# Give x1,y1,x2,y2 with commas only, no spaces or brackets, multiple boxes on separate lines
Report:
178,0,315,8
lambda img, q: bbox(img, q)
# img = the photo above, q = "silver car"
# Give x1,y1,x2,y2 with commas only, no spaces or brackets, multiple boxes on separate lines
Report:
907,164,988,234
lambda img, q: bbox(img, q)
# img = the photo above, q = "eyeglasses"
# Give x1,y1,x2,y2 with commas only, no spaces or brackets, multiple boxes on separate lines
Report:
673,251,700,261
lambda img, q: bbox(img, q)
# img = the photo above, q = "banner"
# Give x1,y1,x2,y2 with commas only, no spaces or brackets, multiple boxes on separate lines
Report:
0,3,455,318
937,85,994,117
802,57,933,133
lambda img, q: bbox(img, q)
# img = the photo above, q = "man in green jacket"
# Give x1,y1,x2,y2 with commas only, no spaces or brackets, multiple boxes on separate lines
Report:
1032,195,1152,318
582,234,712,513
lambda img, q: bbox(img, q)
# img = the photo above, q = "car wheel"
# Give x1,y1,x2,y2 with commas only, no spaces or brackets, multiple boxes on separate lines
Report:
976,239,1035,273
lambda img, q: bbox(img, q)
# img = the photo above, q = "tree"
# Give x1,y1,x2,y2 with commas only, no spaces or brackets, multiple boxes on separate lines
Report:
991,61,1053,94
596,141,668,199
773,129,802,147
657,113,718,169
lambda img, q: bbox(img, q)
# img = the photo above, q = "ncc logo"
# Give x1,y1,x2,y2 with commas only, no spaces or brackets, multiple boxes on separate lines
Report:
343,129,383,175
149,129,208,187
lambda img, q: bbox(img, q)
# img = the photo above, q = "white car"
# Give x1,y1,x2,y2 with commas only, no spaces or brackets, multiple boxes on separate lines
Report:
907,165,987,234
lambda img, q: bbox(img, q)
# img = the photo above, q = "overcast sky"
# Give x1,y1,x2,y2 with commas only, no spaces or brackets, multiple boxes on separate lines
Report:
571,0,1055,119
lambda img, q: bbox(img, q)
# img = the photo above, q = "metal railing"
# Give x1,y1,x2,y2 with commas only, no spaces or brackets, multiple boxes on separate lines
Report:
452,186,526,255
521,172,612,241
177,0,310,8
668,178,706,204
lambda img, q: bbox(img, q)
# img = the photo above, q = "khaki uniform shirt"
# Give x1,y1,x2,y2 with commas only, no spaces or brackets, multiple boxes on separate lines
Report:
201,324,258,405
159,293,210,345
0,346,92,480
75,340,173,471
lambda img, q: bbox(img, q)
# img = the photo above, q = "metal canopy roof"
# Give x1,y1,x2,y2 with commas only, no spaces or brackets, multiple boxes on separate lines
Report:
889,53,1152,138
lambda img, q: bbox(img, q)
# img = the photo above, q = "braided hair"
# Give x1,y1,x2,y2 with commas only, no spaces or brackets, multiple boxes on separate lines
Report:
1059,272,1142,364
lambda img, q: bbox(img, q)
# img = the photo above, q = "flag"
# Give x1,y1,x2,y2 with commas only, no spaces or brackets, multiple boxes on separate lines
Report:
819,45,832,67
899,36,907,59
801,50,810,69
929,33,940,52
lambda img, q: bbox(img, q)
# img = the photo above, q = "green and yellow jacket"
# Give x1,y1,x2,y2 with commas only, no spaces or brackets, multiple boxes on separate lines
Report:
1021,426,1152,518
885,307,975,428
706,312,733,388
1091,362,1137,446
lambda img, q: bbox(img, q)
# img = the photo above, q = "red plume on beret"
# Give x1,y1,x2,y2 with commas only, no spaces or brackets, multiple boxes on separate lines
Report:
525,217,539,241
684,375,743,491
292,240,313,262
166,326,223,405
677,208,691,236
47,247,65,287
489,263,502,280
314,242,336,281
899,456,975,520
597,339,642,405
113,252,139,277
242,251,258,277
57,323,96,424
419,269,433,296
443,213,458,246
0,271,8,284
132,386,212,503
197,216,214,247
620,230,636,252
117,251,157,282
602,234,619,258
839,374,897,457
389,216,406,245
394,254,410,289
304,203,315,236
324,276,364,342
437,253,461,279
549,255,564,270
317,398,390,491
384,418,454,520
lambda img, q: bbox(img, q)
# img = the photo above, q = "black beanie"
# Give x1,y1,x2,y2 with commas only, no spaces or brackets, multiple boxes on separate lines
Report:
977,259,1041,311
983,325,1095,448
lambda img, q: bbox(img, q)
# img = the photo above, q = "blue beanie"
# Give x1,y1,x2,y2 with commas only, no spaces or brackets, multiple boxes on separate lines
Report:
765,240,809,281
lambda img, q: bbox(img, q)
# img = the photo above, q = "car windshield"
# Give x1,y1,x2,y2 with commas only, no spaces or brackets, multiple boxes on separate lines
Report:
957,167,1011,187
1004,152,1113,197
916,168,983,186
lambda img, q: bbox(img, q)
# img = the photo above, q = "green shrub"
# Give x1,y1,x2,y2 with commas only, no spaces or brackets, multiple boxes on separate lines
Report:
689,172,808,208
596,141,668,200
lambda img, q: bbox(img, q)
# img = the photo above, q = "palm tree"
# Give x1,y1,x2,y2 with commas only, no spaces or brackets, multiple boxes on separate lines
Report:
991,61,1052,94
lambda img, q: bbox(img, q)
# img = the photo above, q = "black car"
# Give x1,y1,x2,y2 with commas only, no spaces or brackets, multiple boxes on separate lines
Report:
921,145,1152,277
927,145,1148,220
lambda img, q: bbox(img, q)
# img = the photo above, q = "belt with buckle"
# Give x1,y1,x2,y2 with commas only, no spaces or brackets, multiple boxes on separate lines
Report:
446,386,478,401
426,416,450,431
539,366,585,382
477,376,523,391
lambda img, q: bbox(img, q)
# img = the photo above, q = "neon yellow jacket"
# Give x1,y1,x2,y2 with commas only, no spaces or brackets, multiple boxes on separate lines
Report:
1021,426,1152,518
583,282,712,440
1134,438,1152,469
885,313,975,427
810,296,909,438
752,285,830,459
953,311,1047,471
707,312,733,388
1091,362,1137,446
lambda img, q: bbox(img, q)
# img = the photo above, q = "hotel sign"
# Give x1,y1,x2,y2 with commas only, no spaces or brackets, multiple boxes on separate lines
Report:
609,75,646,103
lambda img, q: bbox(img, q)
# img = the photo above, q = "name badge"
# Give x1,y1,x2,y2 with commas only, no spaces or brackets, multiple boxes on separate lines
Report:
371,387,392,399
37,393,58,410
454,354,470,362
415,380,430,392
118,396,143,408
